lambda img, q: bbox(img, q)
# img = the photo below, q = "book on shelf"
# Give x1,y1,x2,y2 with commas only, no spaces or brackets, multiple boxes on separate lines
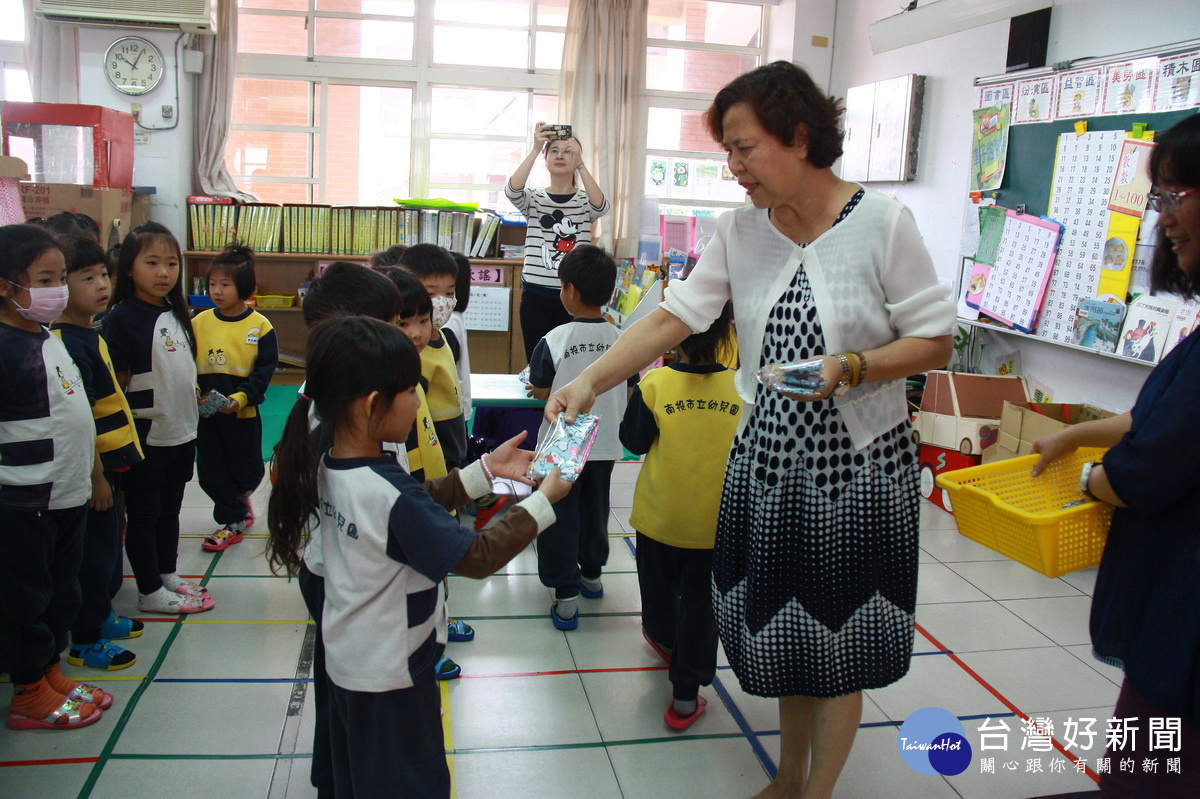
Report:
1162,298,1200,360
1070,297,1125,354
470,213,501,258
1118,294,1179,363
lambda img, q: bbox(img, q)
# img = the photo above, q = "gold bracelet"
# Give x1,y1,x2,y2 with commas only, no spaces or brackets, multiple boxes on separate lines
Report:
846,352,861,387
834,354,852,395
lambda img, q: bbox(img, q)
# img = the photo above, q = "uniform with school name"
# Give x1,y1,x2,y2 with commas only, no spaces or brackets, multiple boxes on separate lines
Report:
192,307,278,418
102,297,198,447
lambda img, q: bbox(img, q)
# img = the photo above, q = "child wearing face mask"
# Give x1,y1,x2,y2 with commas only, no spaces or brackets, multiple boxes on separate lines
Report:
398,244,468,474
507,122,610,361
103,222,214,615
0,224,113,730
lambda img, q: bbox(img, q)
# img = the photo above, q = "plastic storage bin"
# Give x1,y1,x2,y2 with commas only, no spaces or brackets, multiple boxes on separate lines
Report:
935,447,1112,577
254,294,296,308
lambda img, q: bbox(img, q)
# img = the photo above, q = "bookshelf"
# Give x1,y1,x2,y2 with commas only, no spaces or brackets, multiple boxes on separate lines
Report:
183,251,528,374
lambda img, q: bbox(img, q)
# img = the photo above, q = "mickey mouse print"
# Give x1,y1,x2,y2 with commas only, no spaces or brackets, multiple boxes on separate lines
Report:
504,185,610,293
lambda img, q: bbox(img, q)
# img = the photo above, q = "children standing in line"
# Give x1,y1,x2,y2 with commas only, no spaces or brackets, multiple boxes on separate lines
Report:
619,305,740,730
399,244,468,472
507,121,610,360
527,244,628,630
103,222,214,614
193,244,279,551
50,235,146,672
0,225,113,730
267,315,568,799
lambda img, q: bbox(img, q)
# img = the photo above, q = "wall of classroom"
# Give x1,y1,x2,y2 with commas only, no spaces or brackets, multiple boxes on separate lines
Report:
829,0,1200,411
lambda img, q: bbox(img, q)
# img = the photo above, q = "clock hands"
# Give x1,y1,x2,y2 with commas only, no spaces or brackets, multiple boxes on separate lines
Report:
130,47,146,70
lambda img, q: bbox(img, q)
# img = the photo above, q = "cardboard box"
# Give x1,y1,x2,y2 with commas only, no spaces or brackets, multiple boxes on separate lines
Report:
918,443,980,514
1,102,135,188
0,155,29,179
912,370,1029,456
18,182,137,244
983,401,1116,464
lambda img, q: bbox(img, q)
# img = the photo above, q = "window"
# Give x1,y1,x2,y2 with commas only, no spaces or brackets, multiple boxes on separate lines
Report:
644,0,766,219
230,0,566,209
0,4,30,102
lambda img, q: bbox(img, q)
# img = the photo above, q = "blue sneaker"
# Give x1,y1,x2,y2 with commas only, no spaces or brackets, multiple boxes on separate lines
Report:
447,619,475,642
579,575,604,599
67,639,137,671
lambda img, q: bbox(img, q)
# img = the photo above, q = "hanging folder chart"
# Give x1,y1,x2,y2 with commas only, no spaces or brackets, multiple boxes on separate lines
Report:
978,210,1063,334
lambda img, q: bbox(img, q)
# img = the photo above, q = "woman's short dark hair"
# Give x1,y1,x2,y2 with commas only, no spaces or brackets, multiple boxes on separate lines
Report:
207,243,257,301
1150,113,1200,299
705,60,845,169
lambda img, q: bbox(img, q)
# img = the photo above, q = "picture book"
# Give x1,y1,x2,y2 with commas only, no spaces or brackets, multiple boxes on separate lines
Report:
1071,297,1125,354
1162,298,1200,359
1118,294,1179,363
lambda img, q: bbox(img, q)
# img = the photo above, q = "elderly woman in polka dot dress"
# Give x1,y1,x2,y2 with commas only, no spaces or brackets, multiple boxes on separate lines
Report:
548,60,955,799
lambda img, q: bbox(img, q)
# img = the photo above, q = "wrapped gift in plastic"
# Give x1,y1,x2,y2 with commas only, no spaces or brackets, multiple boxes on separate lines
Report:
198,389,233,418
755,358,828,397
530,412,601,482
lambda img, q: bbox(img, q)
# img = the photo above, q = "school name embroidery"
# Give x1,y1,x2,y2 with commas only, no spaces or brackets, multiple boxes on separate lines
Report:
663,399,739,416
565,342,610,358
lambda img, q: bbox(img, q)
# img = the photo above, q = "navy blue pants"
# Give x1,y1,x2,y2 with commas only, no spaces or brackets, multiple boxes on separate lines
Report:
197,413,264,526
298,564,334,799
518,282,572,362
123,440,195,595
72,471,125,644
537,460,614,599
0,505,86,684
636,532,718,702
328,677,449,799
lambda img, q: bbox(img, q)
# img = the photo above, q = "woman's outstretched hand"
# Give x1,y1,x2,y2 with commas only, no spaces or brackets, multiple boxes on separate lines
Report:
487,431,536,485
1030,430,1077,477
545,376,597,424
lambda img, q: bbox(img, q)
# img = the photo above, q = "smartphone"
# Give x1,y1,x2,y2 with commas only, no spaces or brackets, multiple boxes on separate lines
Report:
548,124,572,140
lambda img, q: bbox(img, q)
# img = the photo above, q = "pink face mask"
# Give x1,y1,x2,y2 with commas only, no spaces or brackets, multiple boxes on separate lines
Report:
11,283,70,324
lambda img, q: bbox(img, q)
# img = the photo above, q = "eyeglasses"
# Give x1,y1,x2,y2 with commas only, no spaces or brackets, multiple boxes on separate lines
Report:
1147,187,1198,213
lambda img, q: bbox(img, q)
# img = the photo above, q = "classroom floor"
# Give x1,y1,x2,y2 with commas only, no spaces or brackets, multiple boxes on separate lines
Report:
0,460,1119,799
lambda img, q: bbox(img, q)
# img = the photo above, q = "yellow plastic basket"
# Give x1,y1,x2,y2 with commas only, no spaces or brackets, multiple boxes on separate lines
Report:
254,294,296,308
935,447,1113,577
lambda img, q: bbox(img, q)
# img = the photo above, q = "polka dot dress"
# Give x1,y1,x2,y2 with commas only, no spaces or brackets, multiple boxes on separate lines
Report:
713,190,919,698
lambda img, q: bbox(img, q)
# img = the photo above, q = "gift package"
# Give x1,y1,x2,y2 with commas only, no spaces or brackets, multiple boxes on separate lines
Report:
529,412,601,482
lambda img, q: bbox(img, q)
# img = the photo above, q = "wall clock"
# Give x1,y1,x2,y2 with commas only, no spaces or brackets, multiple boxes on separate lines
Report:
104,37,164,96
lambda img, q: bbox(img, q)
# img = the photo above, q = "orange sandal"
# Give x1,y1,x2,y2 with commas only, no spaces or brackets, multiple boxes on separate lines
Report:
7,695,102,731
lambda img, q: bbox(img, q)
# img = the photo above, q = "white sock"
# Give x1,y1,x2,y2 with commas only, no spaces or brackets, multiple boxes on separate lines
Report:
160,572,185,591
554,597,578,620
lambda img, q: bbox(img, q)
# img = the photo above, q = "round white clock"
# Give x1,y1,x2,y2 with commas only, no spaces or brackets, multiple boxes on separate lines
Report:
104,37,165,96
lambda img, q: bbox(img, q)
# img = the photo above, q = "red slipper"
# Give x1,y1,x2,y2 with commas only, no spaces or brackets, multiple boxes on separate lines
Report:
642,628,672,664
664,696,706,731
202,528,244,552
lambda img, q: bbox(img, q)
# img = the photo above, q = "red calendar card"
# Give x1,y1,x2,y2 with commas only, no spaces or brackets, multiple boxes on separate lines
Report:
978,210,1064,334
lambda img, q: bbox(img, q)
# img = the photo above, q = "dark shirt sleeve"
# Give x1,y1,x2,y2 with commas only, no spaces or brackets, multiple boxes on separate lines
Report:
58,332,99,406
618,383,658,455
384,487,475,583
101,306,135,375
1103,341,1200,512
527,338,555,389
235,328,279,407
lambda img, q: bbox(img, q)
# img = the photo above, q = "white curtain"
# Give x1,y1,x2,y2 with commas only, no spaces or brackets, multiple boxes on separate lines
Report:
22,0,80,104
194,0,256,200
559,0,648,259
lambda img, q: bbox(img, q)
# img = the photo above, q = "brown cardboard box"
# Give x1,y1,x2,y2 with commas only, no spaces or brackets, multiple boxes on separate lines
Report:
983,401,1116,463
18,182,135,244
0,155,29,179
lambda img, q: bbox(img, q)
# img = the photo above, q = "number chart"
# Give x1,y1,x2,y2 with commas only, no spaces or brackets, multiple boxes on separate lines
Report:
978,210,1063,333
1036,130,1124,342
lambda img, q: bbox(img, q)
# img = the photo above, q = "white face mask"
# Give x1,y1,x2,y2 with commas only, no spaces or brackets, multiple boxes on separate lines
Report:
11,283,70,324
431,295,456,328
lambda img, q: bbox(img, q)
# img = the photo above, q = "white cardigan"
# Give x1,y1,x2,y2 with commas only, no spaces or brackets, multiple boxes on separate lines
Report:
660,189,955,450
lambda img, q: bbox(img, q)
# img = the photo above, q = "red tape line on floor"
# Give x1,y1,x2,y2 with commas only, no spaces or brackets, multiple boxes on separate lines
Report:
914,622,1100,784
0,757,100,768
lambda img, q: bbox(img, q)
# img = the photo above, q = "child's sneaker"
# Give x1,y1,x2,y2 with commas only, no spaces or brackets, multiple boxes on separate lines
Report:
99,612,143,640
435,657,461,680
202,525,244,552
67,640,137,671
579,574,604,598
473,494,508,531
447,619,475,642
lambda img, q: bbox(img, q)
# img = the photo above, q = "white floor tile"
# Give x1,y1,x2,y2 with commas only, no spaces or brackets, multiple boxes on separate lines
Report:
111,681,293,754
607,736,771,798
582,670,741,740
90,757,276,799
1060,565,1099,596
446,572,554,618
920,501,960,530
916,563,992,604
187,573,311,622
956,647,1121,714
945,560,1086,601
609,479,636,507
154,622,307,679
452,747,624,799
916,601,1055,653
999,596,1094,646
920,525,1009,563
0,763,94,799
448,617,576,676
564,613,668,671
1063,644,1125,686
445,674,601,749
866,653,1010,722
